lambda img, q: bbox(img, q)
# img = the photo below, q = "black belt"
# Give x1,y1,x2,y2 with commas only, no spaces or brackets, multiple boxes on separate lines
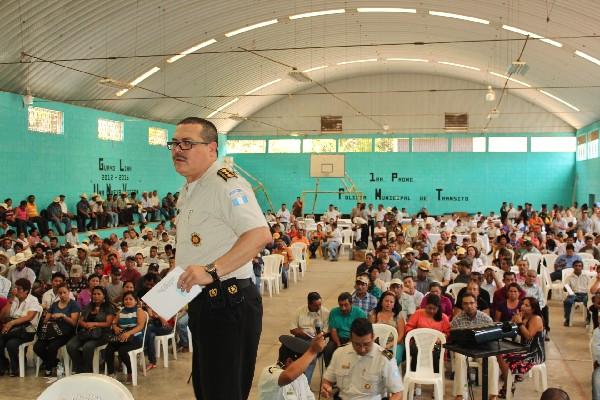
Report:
234,278,253,289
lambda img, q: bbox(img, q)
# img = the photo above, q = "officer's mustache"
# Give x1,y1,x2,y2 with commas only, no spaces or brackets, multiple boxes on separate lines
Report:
173,155,187,162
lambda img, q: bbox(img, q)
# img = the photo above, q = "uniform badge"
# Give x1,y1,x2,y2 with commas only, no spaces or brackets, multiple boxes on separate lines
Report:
381,349,393,360
227,284,238,295
191,232,201,246
208,288,218,297
364,383,372,390
217,167,238,181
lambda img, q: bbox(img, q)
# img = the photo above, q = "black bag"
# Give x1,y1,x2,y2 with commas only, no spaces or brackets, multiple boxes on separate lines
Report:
37,321,65,341
106,328,132,343
77,328,103,341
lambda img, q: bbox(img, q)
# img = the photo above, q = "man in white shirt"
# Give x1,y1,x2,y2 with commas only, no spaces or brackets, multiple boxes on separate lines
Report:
140,192,158,222
8,253,36,286
322,223,343,261
41,272,74,309
324,204,340,222
258,334,325,400
276,204,291,230
563,260,590,326
0,274,10,298
65,226,80,246
429,252,451,287
375,204,386,224
289,292,330,383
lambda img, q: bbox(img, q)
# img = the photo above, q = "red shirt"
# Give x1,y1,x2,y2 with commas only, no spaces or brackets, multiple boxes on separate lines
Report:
121,268,141,284
405,309,451,336
103,263,125,276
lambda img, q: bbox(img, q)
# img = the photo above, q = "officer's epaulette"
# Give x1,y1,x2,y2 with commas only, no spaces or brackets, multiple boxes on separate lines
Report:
381,349,393,360
217,167,238,181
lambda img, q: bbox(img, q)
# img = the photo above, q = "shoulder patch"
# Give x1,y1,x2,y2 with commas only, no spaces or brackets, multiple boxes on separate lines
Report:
217,167,238,181
381,349,393,360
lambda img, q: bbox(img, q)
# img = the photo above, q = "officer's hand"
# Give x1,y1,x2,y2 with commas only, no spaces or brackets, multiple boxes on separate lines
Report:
178,265,213,291
320,382,333,398
308,333,326,355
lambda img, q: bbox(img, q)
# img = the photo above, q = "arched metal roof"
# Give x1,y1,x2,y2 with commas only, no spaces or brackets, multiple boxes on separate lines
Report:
1,0,598,133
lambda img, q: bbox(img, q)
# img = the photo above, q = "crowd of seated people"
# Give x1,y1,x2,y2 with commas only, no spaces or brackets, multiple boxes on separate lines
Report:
273,198,600,399
0,222,190,383
0,191,178,237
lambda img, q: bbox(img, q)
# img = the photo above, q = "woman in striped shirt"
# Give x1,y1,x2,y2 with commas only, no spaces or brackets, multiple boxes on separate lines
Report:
105,291,147,383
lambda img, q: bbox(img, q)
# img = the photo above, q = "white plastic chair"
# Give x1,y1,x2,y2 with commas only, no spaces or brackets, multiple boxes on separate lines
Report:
37,373,134,400
339,229,354,258
270,254,284,289
36,345,71,376
139,247,151,258
373,323,399,361
583,259,599,271
577,252,594,260
403,328,446,400
261,255,281,297
445,283,467,300
11,339,36,377
506,362,548,400
126,310,149,386
93,344,108,374
290,242,308,278
154,313,179,368
542,254,558,273
524,253,542,271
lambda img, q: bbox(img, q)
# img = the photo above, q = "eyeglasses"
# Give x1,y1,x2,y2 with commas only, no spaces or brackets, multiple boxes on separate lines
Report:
166,140,211,150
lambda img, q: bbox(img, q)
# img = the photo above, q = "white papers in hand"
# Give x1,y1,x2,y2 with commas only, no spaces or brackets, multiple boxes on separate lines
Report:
142,266,202,320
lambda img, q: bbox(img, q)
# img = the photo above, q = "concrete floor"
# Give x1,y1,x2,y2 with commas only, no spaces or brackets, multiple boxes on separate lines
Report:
4,257,594,399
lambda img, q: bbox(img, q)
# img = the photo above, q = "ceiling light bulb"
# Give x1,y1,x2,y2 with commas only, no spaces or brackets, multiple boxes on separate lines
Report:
485,86,496,102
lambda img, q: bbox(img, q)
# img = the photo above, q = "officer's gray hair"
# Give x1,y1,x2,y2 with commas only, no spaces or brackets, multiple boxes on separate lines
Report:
177,117,218,144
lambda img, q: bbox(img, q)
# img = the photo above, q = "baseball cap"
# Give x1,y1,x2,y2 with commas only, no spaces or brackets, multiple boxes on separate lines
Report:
355,275,369,285
389,278,403,287
70,265,83,278
417,260,431,271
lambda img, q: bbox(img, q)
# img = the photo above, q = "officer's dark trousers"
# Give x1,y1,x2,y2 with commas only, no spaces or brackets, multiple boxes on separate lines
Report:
188,282,262,400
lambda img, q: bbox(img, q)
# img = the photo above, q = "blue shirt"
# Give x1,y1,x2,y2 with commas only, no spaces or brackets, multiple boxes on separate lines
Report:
328,306,367,340
352,292,378,315
555,254,582,269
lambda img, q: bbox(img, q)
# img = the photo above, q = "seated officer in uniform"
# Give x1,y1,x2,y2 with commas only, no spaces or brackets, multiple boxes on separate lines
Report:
258,334,326,400
321,318,403,400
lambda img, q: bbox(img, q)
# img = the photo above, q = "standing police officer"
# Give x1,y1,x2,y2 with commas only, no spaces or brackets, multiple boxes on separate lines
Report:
173,117,271,400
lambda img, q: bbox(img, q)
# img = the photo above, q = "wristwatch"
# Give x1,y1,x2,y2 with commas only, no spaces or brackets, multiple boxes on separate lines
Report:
204,263,220,283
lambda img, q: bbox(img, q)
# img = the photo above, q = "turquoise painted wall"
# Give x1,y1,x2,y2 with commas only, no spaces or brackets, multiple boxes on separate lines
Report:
576,120,600,206
227,136,576,215
0,91,182,211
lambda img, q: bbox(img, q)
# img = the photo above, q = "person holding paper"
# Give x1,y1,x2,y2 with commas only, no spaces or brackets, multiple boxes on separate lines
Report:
170,117,271,400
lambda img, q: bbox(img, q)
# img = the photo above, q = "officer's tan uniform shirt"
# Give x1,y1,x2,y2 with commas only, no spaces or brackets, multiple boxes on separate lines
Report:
175,161,268,281
323,343,403,400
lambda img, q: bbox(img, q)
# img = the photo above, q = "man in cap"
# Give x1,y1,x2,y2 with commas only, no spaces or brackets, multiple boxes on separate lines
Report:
352,275,378,314
8,252,36,285
46,197,71,236
389,278,416,320
321,318,403,400
67,264,87,297
453,259,473,284
415,260,433,294
258,334,326,400
76,193,92,232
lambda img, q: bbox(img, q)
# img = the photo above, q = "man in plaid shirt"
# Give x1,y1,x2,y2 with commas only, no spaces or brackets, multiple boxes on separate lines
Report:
451,292,499,400
352,275,378,314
